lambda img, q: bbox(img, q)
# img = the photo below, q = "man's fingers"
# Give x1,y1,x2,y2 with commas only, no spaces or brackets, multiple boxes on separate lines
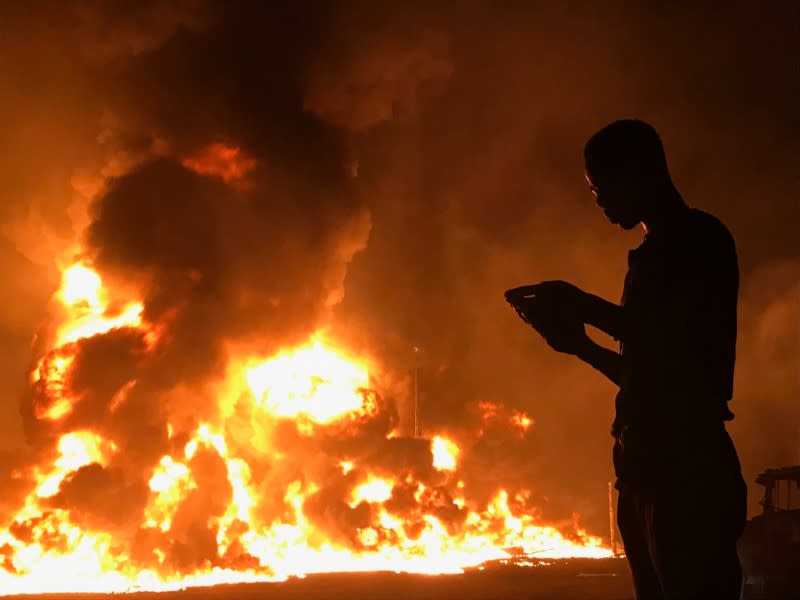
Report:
530,281,573,299
506,281,568,302
504,285,539,303
531,280,562,292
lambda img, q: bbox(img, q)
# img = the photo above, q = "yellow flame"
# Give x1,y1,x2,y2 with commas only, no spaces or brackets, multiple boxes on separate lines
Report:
60,263,103,308
431,435,459,471
510,411,534,433
349,477,394,507
54,263,144,347
145,456,196,532
245,340,373,424
33,431,115,499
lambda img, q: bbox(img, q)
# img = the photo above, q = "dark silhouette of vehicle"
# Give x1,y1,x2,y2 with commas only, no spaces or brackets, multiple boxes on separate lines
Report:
739,465,800,599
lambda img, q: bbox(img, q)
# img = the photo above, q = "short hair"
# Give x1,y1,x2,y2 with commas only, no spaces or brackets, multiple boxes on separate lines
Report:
584,119,669,176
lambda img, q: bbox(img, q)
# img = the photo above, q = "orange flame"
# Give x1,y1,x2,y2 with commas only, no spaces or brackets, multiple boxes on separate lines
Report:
181,143,257,183
28,263,150,423
510,411,534,434
55,263,144,347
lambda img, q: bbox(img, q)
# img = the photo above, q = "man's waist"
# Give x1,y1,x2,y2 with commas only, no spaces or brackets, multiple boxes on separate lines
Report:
619,368,734,404
612,398,733,439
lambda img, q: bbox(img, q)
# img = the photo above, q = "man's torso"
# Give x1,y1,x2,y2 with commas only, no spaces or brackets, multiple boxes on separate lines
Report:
612,206,740,492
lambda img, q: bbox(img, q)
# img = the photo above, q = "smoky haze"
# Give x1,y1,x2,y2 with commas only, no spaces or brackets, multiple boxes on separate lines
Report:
0,0,797,535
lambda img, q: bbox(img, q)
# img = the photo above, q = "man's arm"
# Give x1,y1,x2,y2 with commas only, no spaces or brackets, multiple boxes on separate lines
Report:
583,293,626,342
506,282,627,342
574,337,623,387
507,284,623,386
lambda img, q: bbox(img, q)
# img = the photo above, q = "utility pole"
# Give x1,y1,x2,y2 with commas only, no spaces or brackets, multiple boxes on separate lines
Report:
608,481,618,556
412,346,420,438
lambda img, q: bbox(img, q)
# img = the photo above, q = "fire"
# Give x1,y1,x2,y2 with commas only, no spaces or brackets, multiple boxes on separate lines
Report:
244,341,375,425
145,456,196,532
350,478,394,507
510,411,534,433
31,352,75,420
60,263,102,308
431,435,459,471
0,261,612,595
35,432,115,499
54,262,144,347
181,143,257,183
28,263,149,423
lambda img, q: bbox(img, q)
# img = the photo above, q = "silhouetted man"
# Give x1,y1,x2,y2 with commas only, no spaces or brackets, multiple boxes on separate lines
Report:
506,120,747,600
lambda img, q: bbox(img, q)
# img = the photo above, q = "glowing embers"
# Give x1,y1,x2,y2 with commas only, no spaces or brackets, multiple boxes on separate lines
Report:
245,339,376,425
510,411,534,434
30,350,76,420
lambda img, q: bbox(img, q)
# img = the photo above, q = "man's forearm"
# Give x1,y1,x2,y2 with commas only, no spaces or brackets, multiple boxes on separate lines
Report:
584,294,626,342
575,339,622,386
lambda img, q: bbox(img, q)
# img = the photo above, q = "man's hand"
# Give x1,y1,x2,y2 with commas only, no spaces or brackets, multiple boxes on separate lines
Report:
518,280,592,319
507,295,592,356
505,281,592,327
504,282,623,385
537,316,592,355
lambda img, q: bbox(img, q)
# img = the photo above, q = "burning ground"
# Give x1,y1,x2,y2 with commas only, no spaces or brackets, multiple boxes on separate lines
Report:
0,0,798,595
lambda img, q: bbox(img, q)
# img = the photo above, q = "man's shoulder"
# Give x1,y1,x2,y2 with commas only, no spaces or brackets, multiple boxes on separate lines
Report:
681,209,739,285
685,208,736,255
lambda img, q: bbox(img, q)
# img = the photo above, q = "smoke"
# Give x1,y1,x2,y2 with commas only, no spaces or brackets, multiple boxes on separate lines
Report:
328,1,800,525
730,259,800,511
0,0,797,545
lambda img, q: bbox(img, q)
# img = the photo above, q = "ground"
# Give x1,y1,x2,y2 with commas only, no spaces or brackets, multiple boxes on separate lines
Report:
9,558,634,600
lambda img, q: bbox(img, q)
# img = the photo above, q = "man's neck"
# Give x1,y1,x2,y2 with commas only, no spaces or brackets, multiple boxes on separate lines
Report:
641,186,687,236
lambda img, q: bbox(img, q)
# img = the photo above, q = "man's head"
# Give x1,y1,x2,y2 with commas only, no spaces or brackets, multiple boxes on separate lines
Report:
583,119,673,230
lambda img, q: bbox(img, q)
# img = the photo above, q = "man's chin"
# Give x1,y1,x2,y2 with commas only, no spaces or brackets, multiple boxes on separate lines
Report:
606,214,640,230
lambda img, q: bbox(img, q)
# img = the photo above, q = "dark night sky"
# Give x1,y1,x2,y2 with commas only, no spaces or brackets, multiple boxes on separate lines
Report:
0,0,797,532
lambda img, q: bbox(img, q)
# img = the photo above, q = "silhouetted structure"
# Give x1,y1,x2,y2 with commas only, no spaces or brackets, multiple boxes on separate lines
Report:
739,465,800,599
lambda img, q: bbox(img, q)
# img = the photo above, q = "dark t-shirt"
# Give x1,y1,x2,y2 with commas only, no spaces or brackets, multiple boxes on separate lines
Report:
612,206,739,490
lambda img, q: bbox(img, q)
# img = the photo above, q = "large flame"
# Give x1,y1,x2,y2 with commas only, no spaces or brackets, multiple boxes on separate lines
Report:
0,263,611,595
55,263,144,347
244,341,374,424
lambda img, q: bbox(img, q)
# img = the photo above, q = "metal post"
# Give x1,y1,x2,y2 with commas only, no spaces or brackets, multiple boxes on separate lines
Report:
762,480,773,514
608,481,617,556
413,346,419,438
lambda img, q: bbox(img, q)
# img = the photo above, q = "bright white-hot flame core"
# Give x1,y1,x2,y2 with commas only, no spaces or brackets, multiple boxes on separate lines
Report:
350,477,394,507
245,341,372,424
54,262,144,347
60,264,103,308
35,432,112,499
432,435,459,471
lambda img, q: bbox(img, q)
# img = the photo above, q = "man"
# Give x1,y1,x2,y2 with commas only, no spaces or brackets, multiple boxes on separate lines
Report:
506,120,747,600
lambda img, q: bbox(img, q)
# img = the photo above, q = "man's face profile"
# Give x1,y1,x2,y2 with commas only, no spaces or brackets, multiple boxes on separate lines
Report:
584,169,642,230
